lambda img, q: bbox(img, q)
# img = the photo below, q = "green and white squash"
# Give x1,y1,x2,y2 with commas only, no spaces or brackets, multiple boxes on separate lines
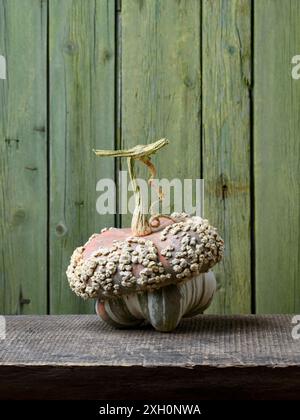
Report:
66,140,223,332
96,271,216,331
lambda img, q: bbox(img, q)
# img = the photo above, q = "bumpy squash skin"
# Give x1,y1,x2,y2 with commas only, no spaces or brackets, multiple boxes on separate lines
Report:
67,214,222,332
67,141,223,332
67,216,223,300
95,272,216,332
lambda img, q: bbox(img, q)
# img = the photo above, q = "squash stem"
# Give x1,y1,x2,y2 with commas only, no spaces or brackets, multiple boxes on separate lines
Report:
93,139,169,236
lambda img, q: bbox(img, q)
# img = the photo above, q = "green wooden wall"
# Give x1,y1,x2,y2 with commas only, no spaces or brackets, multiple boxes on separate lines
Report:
0,0,299,315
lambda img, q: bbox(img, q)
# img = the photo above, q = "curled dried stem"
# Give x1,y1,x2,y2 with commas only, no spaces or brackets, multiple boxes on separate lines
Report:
149,214,177,229
94,139,170,236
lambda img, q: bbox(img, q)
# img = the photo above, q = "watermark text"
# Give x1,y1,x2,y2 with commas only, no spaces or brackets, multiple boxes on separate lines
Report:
0,316,6,340
0,55,6,79
96,172,204,217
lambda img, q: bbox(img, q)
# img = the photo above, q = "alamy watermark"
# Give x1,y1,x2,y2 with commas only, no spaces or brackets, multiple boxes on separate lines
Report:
96,172,204,217
291,315,300,340
292,55,300,80
0,316,6,340
0,55,6,79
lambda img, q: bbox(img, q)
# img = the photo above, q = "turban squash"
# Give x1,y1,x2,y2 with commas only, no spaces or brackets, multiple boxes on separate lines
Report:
66,139,223,331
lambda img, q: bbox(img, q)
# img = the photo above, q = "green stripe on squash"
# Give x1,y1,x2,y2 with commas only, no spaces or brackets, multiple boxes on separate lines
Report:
96,272,216,332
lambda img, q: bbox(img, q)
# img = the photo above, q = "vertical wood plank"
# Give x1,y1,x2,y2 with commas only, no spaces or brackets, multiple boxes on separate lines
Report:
202,0,251,313
254,0,300,312
0,0,47,314
121,0,201,225
49,0,115,313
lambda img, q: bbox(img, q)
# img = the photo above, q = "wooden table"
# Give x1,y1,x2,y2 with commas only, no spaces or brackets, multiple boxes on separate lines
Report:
0,315,300,400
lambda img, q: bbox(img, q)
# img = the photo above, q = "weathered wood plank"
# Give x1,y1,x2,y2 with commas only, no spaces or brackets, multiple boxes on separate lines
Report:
0,0,47,314
1,315,299,366
49,0,115,313
121,0,201,226
202,0,251,313
0,315,300,399
254,0,300,312
2,365,300,400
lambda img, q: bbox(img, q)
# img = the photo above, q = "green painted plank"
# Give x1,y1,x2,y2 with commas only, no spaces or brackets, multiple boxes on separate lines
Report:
121,0,201,227
254,0,300,313
202,0,251,314
49,0,115,313
0,0,47,314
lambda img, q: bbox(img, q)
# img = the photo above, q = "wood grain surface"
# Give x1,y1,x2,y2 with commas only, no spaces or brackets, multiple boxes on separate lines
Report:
202,0,252,314
49,0,115,313
0,0,299,315
0,315,299,399
121,0,201,225
254,0,300,313
0,0,47,314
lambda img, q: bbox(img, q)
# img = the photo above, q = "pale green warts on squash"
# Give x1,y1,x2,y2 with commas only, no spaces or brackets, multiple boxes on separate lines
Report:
66,139,224,331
